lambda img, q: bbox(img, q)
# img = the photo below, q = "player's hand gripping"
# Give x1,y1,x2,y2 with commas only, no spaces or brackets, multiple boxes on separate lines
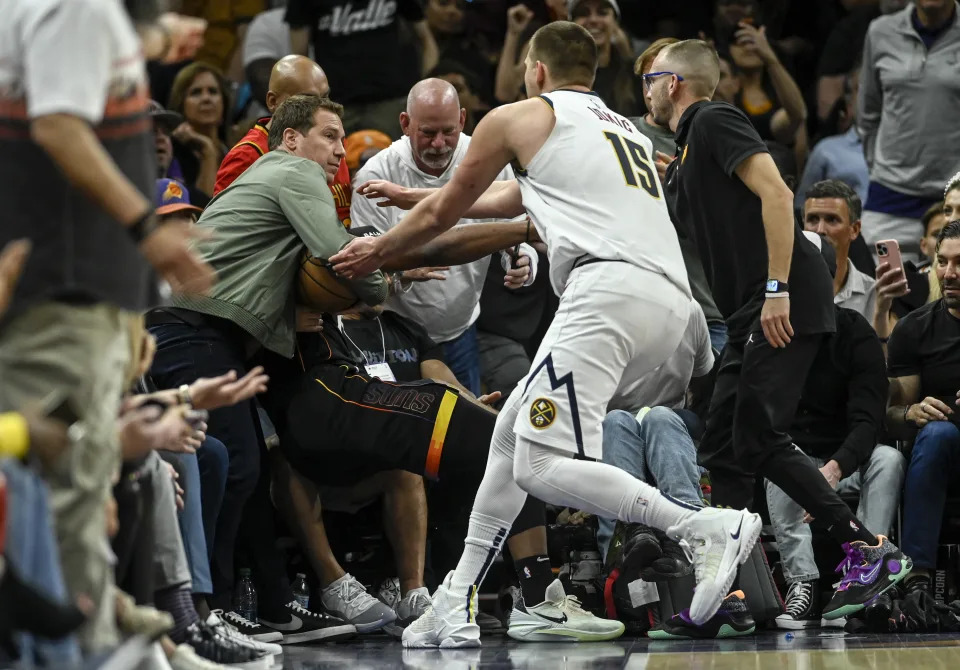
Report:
330,236,385,278
760,295,793,348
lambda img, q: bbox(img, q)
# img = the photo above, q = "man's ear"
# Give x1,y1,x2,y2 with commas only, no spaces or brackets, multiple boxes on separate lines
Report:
400,111,412,136
851,218,862,241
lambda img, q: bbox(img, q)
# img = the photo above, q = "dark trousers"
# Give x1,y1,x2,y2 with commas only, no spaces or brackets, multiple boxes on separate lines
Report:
699,333,871,544
149,318,290,612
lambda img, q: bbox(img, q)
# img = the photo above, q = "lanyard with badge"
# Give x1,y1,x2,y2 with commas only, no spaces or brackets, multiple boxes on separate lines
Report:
337,315,396,382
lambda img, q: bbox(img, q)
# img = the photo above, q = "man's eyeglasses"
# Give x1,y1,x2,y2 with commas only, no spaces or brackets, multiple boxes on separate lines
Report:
641,72,684,90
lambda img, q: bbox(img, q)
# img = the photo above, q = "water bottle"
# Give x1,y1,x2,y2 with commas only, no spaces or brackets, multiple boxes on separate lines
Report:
234,568,258,622
292,573,310,609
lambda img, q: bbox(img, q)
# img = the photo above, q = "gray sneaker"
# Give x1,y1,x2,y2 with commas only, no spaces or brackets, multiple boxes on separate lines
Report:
320,573,397,633
384,587,431,639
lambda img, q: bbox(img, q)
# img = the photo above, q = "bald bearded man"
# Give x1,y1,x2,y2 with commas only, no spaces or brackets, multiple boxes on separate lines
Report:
214,55,353,225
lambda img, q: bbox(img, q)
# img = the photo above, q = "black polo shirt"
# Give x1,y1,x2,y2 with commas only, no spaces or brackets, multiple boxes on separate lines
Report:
664,101,835,343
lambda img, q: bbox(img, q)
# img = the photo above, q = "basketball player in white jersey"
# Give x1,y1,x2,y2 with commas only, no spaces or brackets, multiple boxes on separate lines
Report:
331,21,762,647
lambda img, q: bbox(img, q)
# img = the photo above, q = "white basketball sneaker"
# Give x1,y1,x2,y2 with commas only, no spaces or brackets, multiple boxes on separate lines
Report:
667,507,762,625
401,572,481,649
507,580,624,642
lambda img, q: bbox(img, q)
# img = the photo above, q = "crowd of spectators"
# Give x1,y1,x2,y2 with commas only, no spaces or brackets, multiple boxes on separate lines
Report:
2,0,960,667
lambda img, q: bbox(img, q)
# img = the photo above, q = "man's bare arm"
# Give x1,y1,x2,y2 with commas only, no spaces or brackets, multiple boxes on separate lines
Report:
735,152,794,282
356,178,524,219
381,220,533,271
31,115,150,226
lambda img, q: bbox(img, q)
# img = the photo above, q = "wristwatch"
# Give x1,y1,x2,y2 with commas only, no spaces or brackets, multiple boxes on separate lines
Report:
765,279,789,293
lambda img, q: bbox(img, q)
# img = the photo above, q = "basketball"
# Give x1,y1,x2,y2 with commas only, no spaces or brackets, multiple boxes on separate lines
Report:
298,251,359,313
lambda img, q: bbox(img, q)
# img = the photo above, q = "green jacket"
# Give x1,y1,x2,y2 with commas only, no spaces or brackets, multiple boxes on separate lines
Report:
174,150,387,357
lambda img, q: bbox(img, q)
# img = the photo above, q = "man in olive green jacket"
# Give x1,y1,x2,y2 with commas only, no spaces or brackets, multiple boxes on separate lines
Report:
147,95,387,633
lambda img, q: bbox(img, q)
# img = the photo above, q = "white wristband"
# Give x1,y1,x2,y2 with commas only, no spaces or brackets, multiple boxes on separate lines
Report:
765,292,790,299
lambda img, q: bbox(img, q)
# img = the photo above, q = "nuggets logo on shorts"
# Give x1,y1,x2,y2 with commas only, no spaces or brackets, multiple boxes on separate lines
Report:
529,398,557,429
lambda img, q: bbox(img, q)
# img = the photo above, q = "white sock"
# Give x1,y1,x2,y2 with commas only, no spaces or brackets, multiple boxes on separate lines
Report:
447,511,512,611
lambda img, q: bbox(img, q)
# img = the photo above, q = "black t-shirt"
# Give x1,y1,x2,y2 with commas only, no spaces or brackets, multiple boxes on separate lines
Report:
817,6,879,77
298,311,443,383
285,0,424,105
887,299,960,426
664,101,835,343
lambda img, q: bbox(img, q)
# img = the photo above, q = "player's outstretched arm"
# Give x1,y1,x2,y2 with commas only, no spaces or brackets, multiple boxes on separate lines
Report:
381,220,535,271
331,107,519,277
357,179,523,220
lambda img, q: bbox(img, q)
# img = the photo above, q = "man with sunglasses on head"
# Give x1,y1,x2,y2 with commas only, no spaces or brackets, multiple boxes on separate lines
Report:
643,39,913,638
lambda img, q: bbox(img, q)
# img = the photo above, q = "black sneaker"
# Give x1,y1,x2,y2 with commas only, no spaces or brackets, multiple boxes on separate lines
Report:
821,536,912,621
259,601,356,644
774,580,820,630
182,621,271,669
214,610,283,643
641,531,692,581
647,591,755,639
864,591,901,633
620,524,663,578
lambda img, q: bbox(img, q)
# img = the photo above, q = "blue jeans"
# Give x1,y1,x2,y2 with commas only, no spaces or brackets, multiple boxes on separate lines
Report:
149,320,262,607
168,437,228,596
442,323,481,396
901,421,960,569
1,460,81,667
708,321,728,356
597,407,705,562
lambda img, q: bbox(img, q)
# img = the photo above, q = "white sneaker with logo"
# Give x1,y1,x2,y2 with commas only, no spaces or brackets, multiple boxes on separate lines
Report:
258,601,356,644
320,573,397,633
401,572,481,649
667,507,763,625
507,580,624,642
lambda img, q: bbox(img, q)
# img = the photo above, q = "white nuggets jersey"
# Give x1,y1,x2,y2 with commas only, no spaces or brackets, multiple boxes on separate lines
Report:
515,90,690,298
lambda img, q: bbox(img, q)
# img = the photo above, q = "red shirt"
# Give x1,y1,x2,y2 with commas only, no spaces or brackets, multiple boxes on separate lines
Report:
214,116,352,226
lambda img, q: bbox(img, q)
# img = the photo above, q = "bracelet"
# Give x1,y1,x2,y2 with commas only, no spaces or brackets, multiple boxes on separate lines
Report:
903,404,913,427
177,384,193,407
765,292,790,299
126,210,158,245
524,218,532,244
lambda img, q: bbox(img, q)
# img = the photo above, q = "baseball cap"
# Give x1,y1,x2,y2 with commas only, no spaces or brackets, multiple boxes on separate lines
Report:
148,100,183,131
344,129,393,171
567,0,621,19
155,179,202,216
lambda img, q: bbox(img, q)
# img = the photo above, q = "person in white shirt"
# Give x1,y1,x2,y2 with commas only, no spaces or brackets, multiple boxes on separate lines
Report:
802,179,878,323
350,78,537,395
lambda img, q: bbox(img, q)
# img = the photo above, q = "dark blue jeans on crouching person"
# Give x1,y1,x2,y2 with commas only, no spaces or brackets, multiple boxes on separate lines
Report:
148,313,292,615
442,323,482,396
901,420,960,570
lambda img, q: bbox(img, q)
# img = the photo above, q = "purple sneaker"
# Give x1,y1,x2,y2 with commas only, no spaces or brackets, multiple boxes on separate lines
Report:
821,535,912,620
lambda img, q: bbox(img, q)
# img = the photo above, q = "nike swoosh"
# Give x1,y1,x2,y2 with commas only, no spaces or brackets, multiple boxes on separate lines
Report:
536,557,550,563
730,518,744,541
857,561,883,584
261,614,302,631
535,612,568,624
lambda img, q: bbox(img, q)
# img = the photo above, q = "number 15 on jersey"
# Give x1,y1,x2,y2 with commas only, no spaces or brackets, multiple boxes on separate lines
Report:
604,131,661,199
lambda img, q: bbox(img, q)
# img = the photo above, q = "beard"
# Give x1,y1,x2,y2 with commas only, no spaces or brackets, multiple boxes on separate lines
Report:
648,94,673,128
418,148,454,171
942,278,960,308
